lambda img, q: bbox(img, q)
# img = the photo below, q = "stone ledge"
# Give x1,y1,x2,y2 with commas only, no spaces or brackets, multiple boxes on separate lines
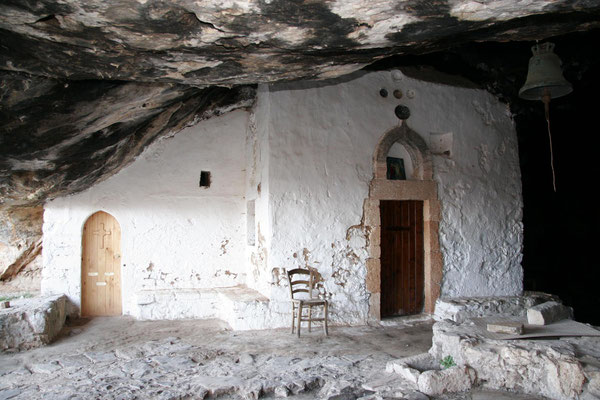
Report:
136,285,274,330
0,294,68,351
434,292,560,323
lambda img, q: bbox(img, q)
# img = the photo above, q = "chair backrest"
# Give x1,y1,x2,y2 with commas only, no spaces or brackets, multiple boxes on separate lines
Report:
286,268,316,300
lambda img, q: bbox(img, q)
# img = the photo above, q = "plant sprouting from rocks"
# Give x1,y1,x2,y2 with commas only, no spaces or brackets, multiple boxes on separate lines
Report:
440,355,456,369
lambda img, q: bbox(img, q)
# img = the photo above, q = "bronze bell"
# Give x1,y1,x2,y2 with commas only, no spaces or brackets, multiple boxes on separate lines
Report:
519,42,572,101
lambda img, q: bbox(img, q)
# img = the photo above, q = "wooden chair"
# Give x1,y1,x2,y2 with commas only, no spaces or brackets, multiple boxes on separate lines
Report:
286,268,328,337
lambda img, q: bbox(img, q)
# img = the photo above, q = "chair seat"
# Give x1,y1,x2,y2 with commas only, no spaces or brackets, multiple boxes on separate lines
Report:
291,298,327,305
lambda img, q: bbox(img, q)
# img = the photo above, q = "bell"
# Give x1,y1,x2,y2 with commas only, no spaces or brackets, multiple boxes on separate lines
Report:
519,42,572,101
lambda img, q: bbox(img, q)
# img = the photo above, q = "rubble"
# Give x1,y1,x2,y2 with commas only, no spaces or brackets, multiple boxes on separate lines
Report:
427,319,593,399
384,294,600,400
527,301,574,325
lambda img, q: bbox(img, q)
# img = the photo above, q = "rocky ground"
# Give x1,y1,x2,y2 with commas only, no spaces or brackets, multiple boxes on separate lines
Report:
0,316,548,400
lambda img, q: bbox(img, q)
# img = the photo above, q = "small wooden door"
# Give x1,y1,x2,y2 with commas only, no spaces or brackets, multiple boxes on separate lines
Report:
380,200,424,317
81,211,122,316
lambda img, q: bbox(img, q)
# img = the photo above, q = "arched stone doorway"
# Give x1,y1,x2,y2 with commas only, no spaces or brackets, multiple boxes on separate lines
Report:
81,211,122,316
364,123,442,320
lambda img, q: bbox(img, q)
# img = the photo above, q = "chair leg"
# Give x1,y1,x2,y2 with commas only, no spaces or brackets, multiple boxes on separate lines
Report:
297,303,303,337
291,304,296,334
323,302,328,336
308,305,312,333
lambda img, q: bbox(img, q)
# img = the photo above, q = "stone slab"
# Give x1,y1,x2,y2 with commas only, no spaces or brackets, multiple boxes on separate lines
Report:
0,294,67,351
527,301,573,325
487,322,523,335
434,292,559,323
417,365,476,396
474,317,600,340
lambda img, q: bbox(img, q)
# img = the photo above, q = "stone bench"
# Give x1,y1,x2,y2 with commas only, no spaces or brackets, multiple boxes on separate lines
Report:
136,285,272,330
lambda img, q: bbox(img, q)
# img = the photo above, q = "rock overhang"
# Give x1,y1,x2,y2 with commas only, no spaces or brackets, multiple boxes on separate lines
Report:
1,0,599,212
1,0,599,86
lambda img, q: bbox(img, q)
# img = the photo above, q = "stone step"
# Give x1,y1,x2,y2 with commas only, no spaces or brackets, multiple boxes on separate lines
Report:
216,286,270,331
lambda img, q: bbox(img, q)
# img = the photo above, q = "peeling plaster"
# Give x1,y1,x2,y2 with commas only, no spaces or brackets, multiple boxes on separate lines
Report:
42,71,523,328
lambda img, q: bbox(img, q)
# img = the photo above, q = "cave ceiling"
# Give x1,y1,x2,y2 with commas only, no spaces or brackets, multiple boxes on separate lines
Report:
1,0,600,209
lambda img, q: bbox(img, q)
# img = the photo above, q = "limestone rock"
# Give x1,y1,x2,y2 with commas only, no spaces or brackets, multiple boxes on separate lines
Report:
586,371,600,398
0,0,599,216
387,362,421,384
2,0,600,86
0,294,67,351
274,385,290,397
404,392,430,400
417,366,476,396
0,206,43,286
430,320,586,399
361,372,416,398
0,79,256,210
386,353,438,384
527,301,573,325
319,380,372,400
434,293,559,323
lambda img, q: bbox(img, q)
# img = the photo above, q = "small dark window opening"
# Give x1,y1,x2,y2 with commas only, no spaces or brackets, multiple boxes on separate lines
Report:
199,171,211,188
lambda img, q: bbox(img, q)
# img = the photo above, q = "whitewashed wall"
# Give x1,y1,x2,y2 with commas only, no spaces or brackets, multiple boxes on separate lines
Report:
260,70,523,326
42,71,523,327
42,110,249,317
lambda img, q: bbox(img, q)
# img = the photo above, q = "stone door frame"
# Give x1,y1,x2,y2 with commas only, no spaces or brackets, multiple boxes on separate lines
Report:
364,123,443,320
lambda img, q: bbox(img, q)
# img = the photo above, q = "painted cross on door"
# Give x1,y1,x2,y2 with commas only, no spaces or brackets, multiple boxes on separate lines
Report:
92,223,111,249
81,211,122,316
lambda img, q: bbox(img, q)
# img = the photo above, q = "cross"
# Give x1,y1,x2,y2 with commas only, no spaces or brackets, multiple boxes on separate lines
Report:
92,223,112,249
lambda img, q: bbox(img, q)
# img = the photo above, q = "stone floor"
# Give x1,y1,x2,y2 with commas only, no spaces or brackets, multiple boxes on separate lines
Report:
0,317,545,399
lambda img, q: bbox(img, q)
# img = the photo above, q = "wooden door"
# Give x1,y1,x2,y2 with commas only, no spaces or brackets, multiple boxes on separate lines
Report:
380,200,424,317
81,211,122,316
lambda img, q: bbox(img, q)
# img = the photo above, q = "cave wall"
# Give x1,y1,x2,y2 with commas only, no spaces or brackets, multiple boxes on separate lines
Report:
41,71,523,326
0,206,43,290
42,110,249,318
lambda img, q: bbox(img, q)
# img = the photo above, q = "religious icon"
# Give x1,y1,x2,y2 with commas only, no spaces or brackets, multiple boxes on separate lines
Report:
386,157,406,180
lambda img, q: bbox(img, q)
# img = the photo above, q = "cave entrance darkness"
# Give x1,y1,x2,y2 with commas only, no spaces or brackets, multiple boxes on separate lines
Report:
366,29,600,325
517,43,600,325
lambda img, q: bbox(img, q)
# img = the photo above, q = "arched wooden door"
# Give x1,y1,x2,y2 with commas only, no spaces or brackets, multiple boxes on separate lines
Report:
81,211,122,316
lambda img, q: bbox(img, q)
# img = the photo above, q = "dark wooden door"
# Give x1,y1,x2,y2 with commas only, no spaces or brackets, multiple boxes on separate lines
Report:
380,200,424,317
